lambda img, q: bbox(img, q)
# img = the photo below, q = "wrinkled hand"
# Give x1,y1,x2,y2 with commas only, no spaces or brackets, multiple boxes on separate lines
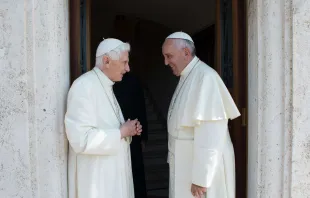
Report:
135,120,142,136
191,184,206,198
120,119,138,138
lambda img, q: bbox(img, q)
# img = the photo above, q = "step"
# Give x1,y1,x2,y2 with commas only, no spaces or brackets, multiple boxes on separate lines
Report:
146,180,169,191
147,189,169,198
146,136,166,145
145,98,153,105
143,149,168,159
144,163,169,171
146,104,155,111
144,143,167,152
146,110,157,116
146,175,169,186
144,156,168,167
145,140,167,146
145,167,169,178
148,119,164,124
148,131,167,137
148,123,165,130
147,134,168,146
147,113,158,121
147,133,167,139
148,123,166,129
146,108,159,115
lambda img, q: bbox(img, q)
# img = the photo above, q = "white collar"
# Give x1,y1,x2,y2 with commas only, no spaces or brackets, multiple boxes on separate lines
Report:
93,67,115,86
180,56,199,76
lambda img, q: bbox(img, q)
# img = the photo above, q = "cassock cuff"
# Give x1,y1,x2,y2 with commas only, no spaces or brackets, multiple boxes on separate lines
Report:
191,120,227,188
91,128,122,155
192,149,219,188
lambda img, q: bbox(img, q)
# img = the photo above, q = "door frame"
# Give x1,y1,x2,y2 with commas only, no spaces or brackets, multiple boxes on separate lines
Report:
69,0,92,83
69,0,248,197
216,0,248,197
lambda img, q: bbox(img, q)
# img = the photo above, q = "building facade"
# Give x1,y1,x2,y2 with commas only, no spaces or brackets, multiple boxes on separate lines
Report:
0,0,310,197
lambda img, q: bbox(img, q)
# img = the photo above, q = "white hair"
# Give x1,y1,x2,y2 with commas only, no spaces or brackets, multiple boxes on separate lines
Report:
95,43,131,67
172,39,196,56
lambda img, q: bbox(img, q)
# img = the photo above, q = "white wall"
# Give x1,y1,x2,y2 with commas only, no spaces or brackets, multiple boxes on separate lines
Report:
248,0,310,197
291,1,310,196
0,0,69,197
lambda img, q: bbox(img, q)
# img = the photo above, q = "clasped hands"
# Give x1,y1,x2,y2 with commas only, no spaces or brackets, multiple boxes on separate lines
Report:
191,184,206,198
120,119,142,139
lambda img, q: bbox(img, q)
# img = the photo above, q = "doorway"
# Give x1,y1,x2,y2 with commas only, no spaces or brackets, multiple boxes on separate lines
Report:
69,0,247,197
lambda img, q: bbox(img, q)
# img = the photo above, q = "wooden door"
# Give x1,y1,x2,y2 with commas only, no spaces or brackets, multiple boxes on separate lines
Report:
192,25,216,68
69,0,92,83
216,0,247,197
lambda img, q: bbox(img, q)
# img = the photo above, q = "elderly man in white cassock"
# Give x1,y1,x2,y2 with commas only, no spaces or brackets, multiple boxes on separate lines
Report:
162,32,241,198
65,38,142,198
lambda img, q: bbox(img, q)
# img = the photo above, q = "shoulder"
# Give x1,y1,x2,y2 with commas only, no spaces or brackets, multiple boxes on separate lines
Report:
194,61,221,81
72,70,97,88
69,70,97,95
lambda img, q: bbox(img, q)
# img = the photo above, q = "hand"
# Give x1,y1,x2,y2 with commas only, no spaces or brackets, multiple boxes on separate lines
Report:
120,119,138,138
191,184,206,198
135,120,142,135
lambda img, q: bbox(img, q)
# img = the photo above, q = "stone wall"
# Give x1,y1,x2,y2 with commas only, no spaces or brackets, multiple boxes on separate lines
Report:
247,0,310,197
0,0,69,197
291,1,310,196
1,0,310,197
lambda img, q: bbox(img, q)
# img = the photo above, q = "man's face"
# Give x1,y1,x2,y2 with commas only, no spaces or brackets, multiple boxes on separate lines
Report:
162,39,187,76
107,51,130,82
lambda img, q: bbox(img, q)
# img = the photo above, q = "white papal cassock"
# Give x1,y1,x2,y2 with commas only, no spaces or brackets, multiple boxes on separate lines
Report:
167,56,240,198
65,67,134,198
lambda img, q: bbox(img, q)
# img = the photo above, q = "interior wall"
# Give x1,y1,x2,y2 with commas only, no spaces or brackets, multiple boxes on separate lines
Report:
90,0,216,67
90,1,216,119
192,24,216,67
133,20,177,119
91,8,117,66
109,16,177,119
95,0,216,34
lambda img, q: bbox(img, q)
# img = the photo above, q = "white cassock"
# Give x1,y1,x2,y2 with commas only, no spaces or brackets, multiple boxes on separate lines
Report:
65,67,134,198
167,56,240,198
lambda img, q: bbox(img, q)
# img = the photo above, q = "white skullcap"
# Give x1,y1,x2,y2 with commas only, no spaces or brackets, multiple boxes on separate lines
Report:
166,31,194,43
95,38,125,57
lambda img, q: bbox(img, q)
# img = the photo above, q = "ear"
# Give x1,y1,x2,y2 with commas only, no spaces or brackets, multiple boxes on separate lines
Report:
183,47,191,57
103,56,110,68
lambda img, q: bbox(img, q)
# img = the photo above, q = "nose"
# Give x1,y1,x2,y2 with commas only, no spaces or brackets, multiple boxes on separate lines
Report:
164,58,169,66
125,63,130,72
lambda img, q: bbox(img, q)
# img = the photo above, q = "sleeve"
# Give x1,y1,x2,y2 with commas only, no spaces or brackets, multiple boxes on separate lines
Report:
64,81,121,155
191,119,228,188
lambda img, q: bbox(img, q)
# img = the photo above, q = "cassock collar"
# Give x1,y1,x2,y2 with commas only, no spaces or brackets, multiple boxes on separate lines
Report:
180,56,199,76
93,67,115,86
